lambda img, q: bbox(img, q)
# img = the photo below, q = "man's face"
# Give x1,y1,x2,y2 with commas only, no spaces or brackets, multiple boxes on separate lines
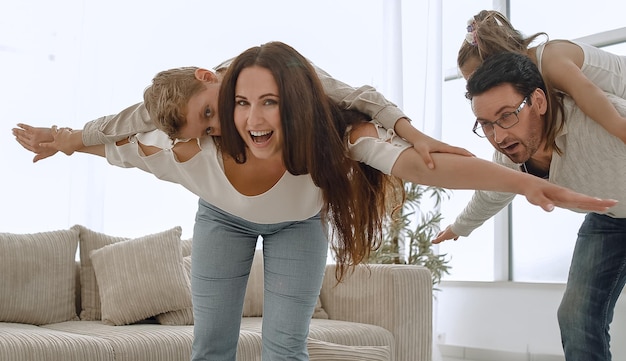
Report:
471,83,545,164
178,81,221,139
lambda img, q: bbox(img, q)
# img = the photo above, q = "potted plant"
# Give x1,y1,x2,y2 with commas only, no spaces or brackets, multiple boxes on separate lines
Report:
369,181,451,288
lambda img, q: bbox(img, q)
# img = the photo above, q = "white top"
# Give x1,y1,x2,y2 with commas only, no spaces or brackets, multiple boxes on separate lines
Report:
105,131,323,224
105,124,412,224
451,95,626,237
536,40,626,98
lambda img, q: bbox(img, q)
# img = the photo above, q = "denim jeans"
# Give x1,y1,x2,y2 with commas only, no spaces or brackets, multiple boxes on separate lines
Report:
558,213,626,360
190,199,329,361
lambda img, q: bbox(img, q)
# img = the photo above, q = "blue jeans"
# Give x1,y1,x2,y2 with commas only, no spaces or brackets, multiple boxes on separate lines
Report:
190,200,329,361
558,213,626,360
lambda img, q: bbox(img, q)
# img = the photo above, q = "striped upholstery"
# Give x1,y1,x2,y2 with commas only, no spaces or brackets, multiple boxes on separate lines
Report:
0,322,113,361
307,338,390,361
39,320,392,361
0,230,80,325
156,256,194,325
72,226,185,322
1,232,432,361
321,264,433,361
242,317,393,360
88,227,191,326
42,321,194,361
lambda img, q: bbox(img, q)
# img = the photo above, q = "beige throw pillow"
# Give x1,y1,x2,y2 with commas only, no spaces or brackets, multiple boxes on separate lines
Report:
89,226,191,325
180,238,193,257
73,225,128,320
0,229,80,325
73,225,187,321
155,255,194,325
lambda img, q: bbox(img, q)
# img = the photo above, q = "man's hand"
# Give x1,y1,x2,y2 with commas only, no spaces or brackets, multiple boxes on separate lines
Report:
432,225,460,244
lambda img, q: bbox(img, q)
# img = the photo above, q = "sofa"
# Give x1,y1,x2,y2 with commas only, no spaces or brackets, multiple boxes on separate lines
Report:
0,225,433,361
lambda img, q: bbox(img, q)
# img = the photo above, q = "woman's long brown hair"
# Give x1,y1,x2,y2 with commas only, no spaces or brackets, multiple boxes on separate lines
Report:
218,41,402,281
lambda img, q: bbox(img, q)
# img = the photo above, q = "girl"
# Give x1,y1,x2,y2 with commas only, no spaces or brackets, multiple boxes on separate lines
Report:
459,9,626,144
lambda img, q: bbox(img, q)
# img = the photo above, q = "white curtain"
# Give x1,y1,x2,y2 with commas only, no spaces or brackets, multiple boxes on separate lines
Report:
2,0,436,240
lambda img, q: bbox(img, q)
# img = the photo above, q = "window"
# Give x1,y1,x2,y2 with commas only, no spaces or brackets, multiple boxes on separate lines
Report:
438,0,500,282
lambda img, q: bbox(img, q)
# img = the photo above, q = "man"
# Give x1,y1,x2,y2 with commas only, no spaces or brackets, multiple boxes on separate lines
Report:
433,52,625,360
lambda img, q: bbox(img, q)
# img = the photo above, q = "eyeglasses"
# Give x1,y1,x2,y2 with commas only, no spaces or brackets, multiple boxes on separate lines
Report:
472,96,528,138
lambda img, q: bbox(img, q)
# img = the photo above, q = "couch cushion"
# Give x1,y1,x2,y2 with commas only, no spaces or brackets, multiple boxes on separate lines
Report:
43,321,263,361
155,255,193,325
307,338,390,361
0,229,80,325
180,238,193,257
241,317,394,359
73,225,186,321
89,227,191,326
43,321,194,361
73,225,128,321
43,319,388,361
0,322,113,361
306,318,395,354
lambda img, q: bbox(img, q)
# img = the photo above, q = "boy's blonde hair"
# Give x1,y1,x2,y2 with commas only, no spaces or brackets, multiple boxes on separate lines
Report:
458,10,547,70
143,66,206,140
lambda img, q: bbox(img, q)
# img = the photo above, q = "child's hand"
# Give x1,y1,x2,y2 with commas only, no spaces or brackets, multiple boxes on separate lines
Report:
45,126,80,156
12,123,58,162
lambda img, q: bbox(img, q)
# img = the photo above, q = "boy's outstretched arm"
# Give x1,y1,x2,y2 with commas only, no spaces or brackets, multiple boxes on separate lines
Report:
13,124,103,161
314,64,475,169
542,41,626,144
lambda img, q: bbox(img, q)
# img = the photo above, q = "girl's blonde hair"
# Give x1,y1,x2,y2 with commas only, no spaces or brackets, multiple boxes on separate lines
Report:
143,66,209,140
458,10,547,70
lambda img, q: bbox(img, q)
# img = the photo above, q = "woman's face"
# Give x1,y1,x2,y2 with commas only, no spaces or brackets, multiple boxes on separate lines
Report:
233,65,282,160
179,81,221,139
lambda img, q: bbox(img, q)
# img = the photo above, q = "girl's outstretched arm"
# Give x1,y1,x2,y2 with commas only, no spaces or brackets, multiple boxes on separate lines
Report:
541,41,626,144
392,149,616,213
349,122,617,213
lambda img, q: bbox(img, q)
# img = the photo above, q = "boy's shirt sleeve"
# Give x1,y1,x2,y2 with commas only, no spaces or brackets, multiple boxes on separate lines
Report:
82,57,410,147
215,57,410,132
312,62,408,131
82,102,155,146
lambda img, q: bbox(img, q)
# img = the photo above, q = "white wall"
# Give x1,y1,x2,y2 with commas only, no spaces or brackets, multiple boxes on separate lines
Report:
436,282,626,359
